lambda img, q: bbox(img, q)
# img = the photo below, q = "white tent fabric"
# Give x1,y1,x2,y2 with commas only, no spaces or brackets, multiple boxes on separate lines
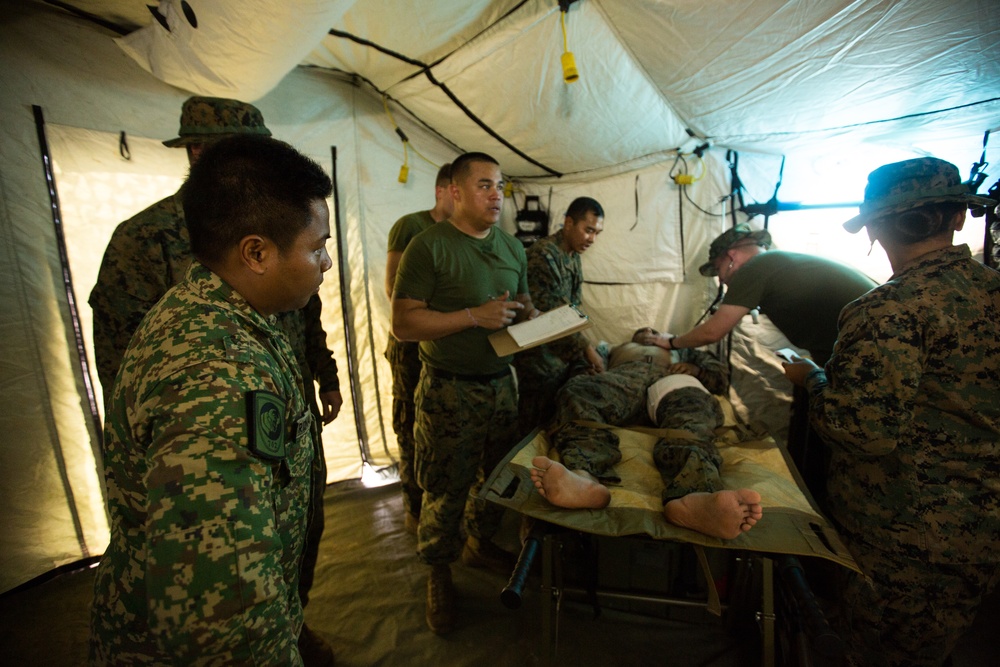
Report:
96,0,1000,178
1,0,997,593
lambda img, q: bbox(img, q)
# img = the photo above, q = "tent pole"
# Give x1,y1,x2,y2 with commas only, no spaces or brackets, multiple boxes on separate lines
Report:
330,146,372,465
31,104,98,557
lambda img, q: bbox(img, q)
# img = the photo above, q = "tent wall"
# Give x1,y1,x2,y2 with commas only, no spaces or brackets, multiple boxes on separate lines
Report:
0,3,463,592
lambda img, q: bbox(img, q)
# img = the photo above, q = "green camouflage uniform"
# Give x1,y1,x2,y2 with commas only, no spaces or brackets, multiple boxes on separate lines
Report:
514,229,592,436
385,210,438,518
394,222,528,565
274,294,340,606
552,345,728,503
805,244,1000,667
88,98,337,610
89,263,312,665
89,191,191,405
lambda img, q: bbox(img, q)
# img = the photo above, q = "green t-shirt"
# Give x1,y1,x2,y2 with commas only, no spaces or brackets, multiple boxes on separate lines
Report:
394,222,529,374
387,210,436,253
722,251,876,363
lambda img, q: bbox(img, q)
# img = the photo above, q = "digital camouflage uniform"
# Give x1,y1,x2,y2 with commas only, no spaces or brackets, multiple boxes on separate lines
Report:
88,97,338,610
552,344,728,504
385,210,438,519
514,228,592,436
89,263,312,665
394,221,528,565
805,244,1000,667
274,294,340,606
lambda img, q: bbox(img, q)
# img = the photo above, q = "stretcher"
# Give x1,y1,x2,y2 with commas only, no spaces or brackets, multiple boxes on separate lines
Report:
479,396,860,666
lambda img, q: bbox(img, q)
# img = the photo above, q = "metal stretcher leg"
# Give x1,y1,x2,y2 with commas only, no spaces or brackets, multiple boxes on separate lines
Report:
760,556,775,667
540,532,561,665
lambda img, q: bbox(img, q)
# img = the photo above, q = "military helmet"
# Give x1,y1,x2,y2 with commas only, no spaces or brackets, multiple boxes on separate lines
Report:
843,157,995,233
162,96,272,148
698,224,771,277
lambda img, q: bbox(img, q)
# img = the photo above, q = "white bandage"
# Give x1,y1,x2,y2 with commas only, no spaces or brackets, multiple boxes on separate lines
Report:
646,374,709,422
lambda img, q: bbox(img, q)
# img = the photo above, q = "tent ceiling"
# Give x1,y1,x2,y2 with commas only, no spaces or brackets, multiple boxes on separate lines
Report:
46,0,1000,178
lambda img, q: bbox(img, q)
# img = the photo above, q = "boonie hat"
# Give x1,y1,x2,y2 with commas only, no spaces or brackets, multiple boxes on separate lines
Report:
162,96,272,148
843,157,996,233
698,224,772,277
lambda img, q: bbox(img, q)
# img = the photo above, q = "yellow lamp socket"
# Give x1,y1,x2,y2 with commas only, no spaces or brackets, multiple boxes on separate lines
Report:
561,51,579,83
398,164,409,183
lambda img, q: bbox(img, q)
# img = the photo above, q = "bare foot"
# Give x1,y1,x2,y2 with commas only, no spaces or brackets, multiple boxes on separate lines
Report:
663,489,763,540
530,456,611,509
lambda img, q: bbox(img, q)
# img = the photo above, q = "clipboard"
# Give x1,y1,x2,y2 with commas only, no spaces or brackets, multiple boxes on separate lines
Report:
488,304,592,356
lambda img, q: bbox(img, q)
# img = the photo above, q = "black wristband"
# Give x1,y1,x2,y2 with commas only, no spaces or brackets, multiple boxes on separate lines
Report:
668,335,677,350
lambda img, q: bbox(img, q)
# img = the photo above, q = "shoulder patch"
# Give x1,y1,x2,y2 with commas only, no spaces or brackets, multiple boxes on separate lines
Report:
246,390,286,460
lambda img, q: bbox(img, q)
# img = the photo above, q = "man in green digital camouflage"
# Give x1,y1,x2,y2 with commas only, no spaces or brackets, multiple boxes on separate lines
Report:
89,135,334,665
514,196,606,438
88,96,340,663
784,157,1000,667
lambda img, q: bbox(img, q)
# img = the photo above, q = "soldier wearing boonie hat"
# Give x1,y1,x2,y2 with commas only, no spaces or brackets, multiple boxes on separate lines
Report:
843,156,995,233
89,96,338,666
161,96,272,148
782,155,1000,667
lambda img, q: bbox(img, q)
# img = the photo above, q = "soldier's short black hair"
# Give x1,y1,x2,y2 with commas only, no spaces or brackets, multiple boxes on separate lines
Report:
435,163,453,188
450,152,499,184
183,135,332,263
566,197,604,222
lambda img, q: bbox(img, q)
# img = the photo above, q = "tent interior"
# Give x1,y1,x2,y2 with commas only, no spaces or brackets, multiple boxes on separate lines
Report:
1,0,998,663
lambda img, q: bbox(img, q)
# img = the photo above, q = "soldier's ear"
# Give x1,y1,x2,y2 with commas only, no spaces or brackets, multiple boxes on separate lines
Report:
239,235,270,275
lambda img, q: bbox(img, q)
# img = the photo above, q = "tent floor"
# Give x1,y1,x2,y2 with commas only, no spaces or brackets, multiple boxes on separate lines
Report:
1,482,996,666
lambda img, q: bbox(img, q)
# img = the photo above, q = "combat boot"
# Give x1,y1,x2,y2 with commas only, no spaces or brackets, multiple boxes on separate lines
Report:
460,535,516,575
426,564,456,635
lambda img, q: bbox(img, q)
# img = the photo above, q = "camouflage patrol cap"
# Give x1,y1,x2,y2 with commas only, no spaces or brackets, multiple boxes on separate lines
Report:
162,96,272,148
843,157,996,233
698,224,772,276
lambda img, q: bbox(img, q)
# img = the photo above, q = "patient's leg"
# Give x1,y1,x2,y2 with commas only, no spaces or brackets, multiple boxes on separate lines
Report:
653,384,763,538
550,361,664,482
653,386,727,499
530,456,611,509
664,490,763,540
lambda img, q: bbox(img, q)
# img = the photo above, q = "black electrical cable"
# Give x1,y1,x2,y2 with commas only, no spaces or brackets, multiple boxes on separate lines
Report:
683,186,724,217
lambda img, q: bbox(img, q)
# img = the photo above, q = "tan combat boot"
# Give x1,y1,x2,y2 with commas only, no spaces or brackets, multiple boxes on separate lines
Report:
426,563,456,635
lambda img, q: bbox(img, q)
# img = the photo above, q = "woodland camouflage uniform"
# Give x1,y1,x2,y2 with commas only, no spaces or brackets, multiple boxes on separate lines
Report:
808,157,1000,667
90,96,274,406
514,229,592,435
89,263,313,664
385,210,438,520
805,244,1000,667
551,345,730,503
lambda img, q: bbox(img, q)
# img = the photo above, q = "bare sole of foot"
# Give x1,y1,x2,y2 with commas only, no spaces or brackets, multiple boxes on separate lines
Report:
530,456,611,509
663,489,763,540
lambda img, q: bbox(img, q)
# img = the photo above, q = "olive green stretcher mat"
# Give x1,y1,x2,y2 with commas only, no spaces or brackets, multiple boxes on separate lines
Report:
480,398,860,573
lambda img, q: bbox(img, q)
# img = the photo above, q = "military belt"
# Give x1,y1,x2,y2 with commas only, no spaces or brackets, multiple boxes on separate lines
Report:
424,365,511,383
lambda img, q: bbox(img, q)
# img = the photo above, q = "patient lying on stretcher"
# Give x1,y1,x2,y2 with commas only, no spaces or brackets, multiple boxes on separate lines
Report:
530,328,763,540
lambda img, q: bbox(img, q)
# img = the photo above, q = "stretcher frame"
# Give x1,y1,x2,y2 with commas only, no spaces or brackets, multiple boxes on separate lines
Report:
480,404,860,666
